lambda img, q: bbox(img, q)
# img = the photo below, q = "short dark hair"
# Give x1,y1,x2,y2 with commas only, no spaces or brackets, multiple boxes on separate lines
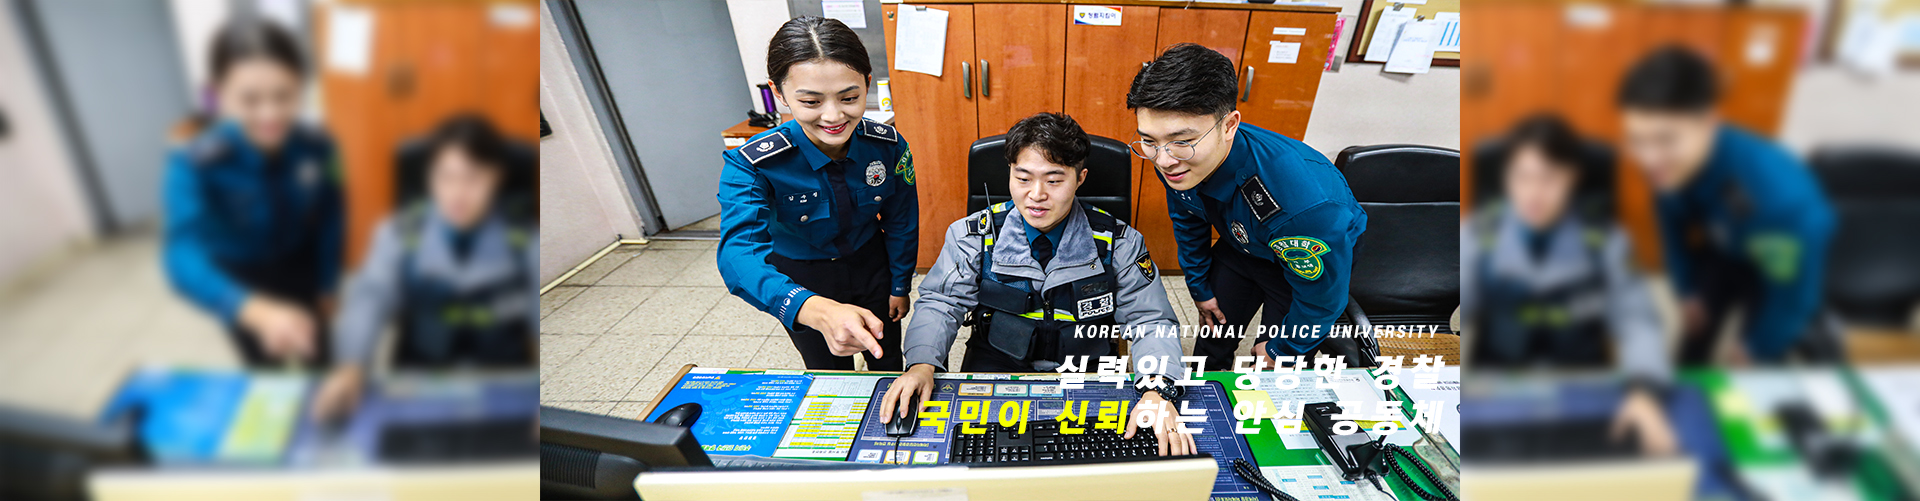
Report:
1506,113,1586,173
1004,113,1089,171
428,113,512,175
767,16,873,86
209,18,306,83
1617,45,1718,112
1127,43,1238,117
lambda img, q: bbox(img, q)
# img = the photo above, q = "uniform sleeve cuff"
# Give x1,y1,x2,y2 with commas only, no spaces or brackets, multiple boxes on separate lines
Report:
213,287,248,325
1189,287,1215,303
903,347,945,372
777,288,818,330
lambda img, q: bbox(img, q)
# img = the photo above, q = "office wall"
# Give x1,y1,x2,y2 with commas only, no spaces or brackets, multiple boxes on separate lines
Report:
1778,67,1920,154
1303,67,1462,158
539,1,645,284
0,5,95,286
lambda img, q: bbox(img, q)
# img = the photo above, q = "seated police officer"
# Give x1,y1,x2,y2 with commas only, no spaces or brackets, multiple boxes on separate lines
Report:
1462,114,1676,456
880,113,1197,456
309,115,537,421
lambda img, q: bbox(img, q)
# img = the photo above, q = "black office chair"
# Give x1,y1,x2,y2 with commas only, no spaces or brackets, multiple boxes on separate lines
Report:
1811,146,1920,329
394,134,539,223
967,134,1133,223
1333,145,1462,362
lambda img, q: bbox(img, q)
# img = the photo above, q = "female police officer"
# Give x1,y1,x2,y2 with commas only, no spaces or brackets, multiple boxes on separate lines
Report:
718,17,918,370
164,18,343,367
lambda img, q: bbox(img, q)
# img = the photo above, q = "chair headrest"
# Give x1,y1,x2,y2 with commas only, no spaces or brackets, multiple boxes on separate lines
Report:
968,134,1134,222
1334,144,1460,203
1811,145,1920,202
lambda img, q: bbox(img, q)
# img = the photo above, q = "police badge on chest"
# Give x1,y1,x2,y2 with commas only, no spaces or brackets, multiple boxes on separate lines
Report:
866,161,887,186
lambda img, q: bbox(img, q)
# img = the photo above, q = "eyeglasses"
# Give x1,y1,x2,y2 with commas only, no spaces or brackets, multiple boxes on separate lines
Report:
1130,118,1223,161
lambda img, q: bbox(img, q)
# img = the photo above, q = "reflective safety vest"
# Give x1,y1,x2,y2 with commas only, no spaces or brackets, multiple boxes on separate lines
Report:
395,205,535,368
965,202,1121,364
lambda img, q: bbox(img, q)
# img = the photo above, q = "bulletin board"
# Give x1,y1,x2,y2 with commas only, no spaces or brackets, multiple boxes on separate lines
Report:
1823,0,1920,67
1347,0,1461,66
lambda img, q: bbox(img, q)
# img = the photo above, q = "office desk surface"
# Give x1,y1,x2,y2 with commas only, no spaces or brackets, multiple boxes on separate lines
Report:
639,365,1459,500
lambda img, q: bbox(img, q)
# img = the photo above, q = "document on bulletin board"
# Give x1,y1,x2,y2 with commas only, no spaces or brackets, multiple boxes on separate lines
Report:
1433,12,1461,52
823,0,866,29
893,6,948,77
1384,20,1439,74
1364,7,1416,63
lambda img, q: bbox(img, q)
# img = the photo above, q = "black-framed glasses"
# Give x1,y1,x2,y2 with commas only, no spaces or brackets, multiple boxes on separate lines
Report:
1130,118,1224,161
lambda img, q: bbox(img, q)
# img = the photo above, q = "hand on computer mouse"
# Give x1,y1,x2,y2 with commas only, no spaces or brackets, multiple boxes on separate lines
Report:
1610,387,1676,457
880,364,935,424
311,365,365,423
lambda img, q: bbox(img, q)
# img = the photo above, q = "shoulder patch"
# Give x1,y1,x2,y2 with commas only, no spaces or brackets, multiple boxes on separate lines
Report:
1268,236,1330,280
1133,253,1157,282
990,201,1013,213
894,145,915,185
1239,176,1282,221
740,131,795,165
862,120,899,143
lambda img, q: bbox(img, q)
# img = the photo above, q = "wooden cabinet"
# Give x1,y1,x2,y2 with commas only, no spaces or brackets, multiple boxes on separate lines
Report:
883,4,979,266
317,0,540,267
973,4,1068,136
884,1,1338,271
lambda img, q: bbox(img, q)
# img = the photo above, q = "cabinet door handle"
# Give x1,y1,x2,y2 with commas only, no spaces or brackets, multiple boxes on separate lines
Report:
980,60,990,97
1242,66,1254,102
962,62,972,99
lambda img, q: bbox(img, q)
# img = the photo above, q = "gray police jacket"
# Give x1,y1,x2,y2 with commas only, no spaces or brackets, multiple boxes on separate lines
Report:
903,202,1183,377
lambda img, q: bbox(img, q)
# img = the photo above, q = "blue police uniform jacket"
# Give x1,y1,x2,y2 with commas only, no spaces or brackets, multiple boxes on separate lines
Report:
1655,124,1835,360
1164,123,1368,357
162,120,344,323
716,118,919,329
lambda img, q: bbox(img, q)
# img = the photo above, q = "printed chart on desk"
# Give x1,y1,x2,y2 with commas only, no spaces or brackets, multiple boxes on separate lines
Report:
849,376,1271,501
641,370,881,458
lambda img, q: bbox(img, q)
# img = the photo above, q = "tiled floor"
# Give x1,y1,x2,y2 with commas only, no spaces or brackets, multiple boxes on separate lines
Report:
0,233,237,419
538,234,1256,421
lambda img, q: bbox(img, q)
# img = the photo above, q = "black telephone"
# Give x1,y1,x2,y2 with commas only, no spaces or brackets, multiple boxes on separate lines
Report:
1302,402,1374,481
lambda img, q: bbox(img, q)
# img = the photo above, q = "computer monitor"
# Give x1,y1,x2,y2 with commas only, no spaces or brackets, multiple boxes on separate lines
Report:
538,406,710,500
632,455,1220,501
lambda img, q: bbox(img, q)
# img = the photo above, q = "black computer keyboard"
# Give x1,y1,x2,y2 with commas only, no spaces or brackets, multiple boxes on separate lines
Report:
1463,417,1638,463
380,418,540,463
947,420,1160,464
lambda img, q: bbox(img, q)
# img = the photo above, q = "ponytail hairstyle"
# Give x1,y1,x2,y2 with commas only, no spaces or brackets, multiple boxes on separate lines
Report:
766,16,872,86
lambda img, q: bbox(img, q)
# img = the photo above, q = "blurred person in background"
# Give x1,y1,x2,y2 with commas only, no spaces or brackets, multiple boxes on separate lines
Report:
163,18,342,368
1463,114,1676,456
1617,46,1838,366
310,115,537,421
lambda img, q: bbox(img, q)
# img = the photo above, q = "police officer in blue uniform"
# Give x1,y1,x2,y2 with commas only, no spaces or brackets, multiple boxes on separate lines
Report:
164,19,342,367
1127,44,1369,371
718,17,918,370
1617,47,1837,364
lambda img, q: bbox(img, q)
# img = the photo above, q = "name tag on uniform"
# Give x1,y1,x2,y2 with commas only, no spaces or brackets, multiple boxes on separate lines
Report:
1239,177,1282,221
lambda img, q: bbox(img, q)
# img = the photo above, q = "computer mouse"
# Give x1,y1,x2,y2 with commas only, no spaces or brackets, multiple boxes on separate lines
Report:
655,402,701,427
885,394,921,437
